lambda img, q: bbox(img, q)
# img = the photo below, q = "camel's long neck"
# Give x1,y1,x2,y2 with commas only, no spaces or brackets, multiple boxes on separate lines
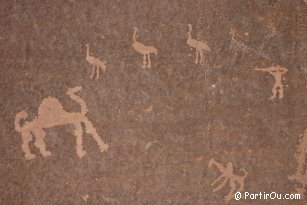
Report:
188,28,192,40
133,30,137,42
67,91,88,116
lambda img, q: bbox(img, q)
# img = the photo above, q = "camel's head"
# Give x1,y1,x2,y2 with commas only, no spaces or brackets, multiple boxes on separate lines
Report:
14,111,29,132
133,27,139,31
67,86,82,95
85,44,89,48
188,24,192,30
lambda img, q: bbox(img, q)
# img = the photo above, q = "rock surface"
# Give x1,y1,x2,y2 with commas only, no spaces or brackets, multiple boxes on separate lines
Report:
0,0,306,204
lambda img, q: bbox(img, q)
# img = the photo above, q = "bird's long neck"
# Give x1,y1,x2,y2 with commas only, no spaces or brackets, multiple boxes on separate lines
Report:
188,28,192,40
133,30,137,42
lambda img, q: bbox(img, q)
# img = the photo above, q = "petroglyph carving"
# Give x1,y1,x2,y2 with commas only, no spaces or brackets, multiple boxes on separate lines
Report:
132,27,158,69
255,65,288,100
209,159,247,202
288,129,307,195
85,44,107,79
187,24,210,65
196,0,206,40
14,86,108,160
229,28,269,60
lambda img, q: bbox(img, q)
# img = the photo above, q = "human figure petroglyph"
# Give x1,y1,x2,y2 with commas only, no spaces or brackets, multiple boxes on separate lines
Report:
288,129,307,195
132,27,158,69
209,159,247,202
255,65,288,100
14,86,108,160
85,44,107,79
187,24,210,65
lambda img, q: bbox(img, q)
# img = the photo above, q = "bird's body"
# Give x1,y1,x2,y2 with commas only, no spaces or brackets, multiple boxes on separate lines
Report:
85,44,106,79
132,27,157,68
187,24,210,65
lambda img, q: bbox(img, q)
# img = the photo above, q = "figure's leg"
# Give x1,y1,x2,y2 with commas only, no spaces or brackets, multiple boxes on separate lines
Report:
279,86,284,99
236,180,244,193
142,55,146,68
33,129,51,157
90,66,95,79
21,132,36,160
270,84,277,100
295,151,305,174
224,180,236,202
74,123,87,158
147,54,151,68
195,50,199,64
83,118,108,152
96,67,100,80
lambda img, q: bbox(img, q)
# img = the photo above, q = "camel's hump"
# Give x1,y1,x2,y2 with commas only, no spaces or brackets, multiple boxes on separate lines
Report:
38,97,65,116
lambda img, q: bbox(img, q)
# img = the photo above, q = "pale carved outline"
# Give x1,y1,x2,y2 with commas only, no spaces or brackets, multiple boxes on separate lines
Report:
14,86,108,160
209,159,247,202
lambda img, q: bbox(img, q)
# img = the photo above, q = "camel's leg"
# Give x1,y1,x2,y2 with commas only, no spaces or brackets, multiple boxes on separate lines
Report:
96,67,100,80
83,118,108,152
33,129,52,157
90,66,96,79
142,55,146,68
195,49,199,64
74,123,87,158
21,132,36,160
270,84,278,100
147,54,152,68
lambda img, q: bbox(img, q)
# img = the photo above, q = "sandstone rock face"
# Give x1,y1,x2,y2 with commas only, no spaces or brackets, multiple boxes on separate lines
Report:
0,0,306,204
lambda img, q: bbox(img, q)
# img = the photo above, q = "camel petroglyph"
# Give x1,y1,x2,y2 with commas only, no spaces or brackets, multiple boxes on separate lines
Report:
132,27,158,69
14,86,108,160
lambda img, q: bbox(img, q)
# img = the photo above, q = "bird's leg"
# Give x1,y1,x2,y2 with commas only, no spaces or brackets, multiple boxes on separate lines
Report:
90,66,95,79
96,66,100,80
199,50,204,65
147,54,152,68
195,49,199,64
142,54,146,69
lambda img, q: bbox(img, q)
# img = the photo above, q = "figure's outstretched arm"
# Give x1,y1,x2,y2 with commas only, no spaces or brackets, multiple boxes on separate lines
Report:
209,159,226,172
211,174,225,186
213,177,228,192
